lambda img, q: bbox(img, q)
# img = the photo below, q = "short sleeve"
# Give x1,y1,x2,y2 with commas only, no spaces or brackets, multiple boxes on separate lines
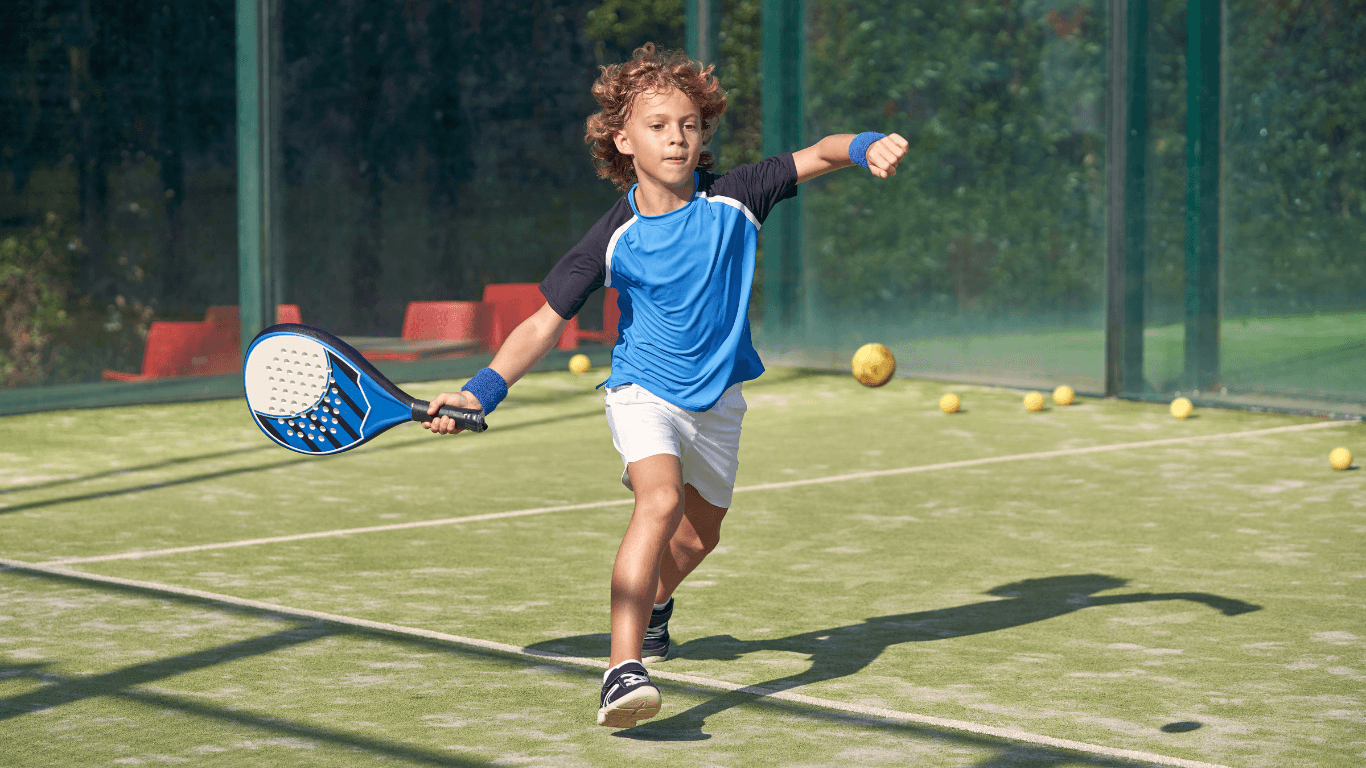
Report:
539,198,633,319
702,153,799,226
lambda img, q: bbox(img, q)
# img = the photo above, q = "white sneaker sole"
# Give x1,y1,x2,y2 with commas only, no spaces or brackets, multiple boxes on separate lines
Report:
597,685,662,728
641,648,669,664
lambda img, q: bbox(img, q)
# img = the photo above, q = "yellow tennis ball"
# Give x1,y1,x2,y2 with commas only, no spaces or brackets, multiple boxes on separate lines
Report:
568,354,591,374
1053,385,1075,406
940,393,960,414
1330,447,1353,471
1023,391,1045,412
851,343,896,388
1170,397,1193,419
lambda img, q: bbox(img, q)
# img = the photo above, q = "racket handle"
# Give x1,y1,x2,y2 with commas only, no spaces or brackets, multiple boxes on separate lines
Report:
411,402,488,433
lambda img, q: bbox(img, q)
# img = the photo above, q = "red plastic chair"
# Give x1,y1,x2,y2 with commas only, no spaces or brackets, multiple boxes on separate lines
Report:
364,301,491,362
480,283,578,352
192,326,243,376
102,322,210,381
102,305,303,381
401,301,489,341
195,304,302,375
204,304,301,326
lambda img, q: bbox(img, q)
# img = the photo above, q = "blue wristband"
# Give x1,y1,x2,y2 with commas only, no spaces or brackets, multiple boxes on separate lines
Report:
848,132,886,169
461,367,508,414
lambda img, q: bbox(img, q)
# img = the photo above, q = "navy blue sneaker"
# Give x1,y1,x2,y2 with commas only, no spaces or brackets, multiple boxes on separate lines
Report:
598,660,661,728
641,597,672,663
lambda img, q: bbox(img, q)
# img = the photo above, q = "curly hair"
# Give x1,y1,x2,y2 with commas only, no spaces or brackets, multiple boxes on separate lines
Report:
585,43,728,192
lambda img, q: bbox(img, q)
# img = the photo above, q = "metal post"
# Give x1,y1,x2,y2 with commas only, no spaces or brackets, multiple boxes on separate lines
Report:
1106,0,1148,397
1183,0,1221,392
237,0,283,356
761,0,803,338
686,0,721,66
687,0,724,163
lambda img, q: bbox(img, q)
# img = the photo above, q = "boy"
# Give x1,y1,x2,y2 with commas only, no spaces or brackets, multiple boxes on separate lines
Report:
422,43,906,728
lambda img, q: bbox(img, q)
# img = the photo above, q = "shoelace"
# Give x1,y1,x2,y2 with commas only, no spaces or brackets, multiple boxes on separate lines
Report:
643,624,667,639
616,672,649,687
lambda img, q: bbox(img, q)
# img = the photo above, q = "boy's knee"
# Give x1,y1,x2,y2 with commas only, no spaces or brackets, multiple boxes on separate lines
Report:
678,525,720,557
637,485,683,516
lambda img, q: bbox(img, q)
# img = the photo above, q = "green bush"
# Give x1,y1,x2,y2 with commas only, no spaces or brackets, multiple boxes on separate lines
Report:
0,213,154,387
0,214,73,386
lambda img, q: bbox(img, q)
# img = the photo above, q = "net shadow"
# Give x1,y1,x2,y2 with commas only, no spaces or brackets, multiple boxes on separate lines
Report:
3,566,1243,767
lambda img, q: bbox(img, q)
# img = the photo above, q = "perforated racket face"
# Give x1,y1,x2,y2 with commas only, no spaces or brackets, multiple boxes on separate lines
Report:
244,335,332,417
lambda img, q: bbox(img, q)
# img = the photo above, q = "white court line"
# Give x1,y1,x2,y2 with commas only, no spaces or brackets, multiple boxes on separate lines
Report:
0,557,1230,768
736,418,1353,493
41,418,1353,567
40,499,635,566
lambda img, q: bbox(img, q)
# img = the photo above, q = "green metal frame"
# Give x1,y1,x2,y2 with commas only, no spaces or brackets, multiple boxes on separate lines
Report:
236,0,263,351
1106,0,1149,397
1183,0,1221,392
686,0,721,66
237,0,284,356
760,0,804,335
686,0,724,162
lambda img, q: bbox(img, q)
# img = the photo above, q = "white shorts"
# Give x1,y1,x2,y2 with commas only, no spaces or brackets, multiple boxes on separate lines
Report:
603,382,747,509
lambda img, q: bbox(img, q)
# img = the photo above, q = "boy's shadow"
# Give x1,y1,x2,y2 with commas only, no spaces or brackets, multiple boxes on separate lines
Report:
526,574,1260,742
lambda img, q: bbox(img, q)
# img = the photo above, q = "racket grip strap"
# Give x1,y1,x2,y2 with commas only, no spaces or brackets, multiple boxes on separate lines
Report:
411,402,488,432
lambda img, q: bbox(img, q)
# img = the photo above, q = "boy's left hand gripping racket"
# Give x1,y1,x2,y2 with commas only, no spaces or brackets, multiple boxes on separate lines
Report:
244,323,487,455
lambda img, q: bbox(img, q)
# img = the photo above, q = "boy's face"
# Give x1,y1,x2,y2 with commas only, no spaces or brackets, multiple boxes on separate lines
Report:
614,87,703,195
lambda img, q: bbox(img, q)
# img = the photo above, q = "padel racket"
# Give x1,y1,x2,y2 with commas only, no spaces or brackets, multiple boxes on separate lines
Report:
244,323,486,455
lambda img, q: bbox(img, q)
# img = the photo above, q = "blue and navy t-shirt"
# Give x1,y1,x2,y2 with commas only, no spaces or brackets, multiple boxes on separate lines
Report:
539,154,799,411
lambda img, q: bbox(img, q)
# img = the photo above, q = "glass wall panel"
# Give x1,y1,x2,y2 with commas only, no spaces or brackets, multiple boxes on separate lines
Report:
7,0,1359,414
1,1,238,388
277,0,663,338
1139,0,1190,393
776,0,1110,393
1219,0,1365,412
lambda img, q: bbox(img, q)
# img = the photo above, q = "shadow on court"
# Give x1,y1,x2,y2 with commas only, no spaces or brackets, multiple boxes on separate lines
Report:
0,405,605,516
0,577,504,767
530,574,1259,753
0,444,280,496
0,625,333,722
2,564,1247,767
1,650,497,765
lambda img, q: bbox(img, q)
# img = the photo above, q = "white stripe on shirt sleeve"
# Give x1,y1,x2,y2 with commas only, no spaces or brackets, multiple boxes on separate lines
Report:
603,215,637,288
703,195,762,231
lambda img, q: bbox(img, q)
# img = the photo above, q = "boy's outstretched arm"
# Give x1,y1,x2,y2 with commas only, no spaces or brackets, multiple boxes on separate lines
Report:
792,132,909,183
423,302,568,434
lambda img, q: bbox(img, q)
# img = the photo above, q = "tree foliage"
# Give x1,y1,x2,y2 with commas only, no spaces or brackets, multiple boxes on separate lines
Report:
795,0,1363,330
1221,0,1366,316
800,0,1108,328
0,214,71,386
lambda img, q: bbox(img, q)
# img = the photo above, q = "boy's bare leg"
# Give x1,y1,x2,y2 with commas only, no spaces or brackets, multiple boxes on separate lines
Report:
655,484,728,604
610,454,686,667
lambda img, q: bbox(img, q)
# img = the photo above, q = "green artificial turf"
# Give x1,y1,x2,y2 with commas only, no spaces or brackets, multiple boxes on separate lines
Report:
2,367,1363,767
